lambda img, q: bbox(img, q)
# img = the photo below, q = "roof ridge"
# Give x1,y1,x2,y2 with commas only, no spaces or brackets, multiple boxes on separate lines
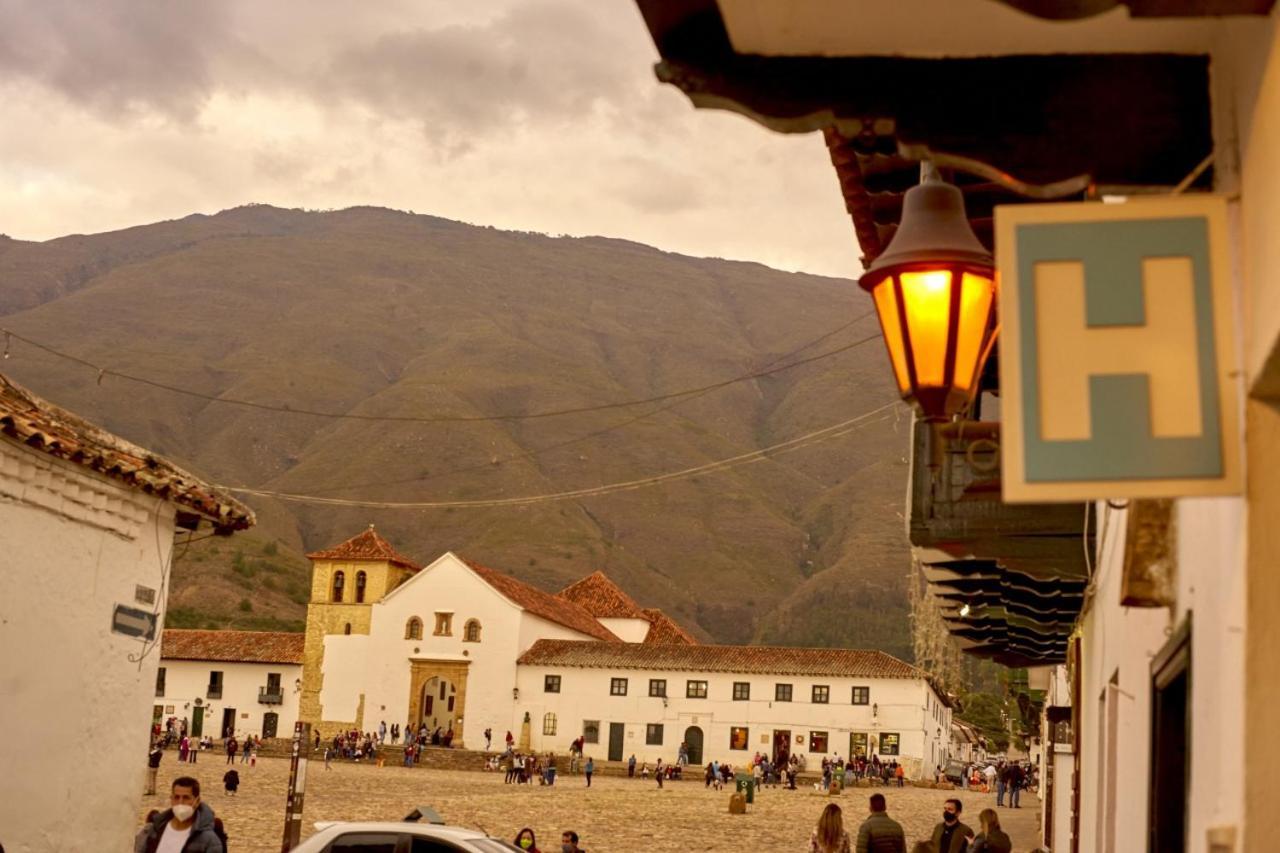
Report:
463,558,619,642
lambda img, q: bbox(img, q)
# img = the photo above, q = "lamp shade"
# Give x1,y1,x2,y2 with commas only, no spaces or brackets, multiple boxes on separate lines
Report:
859,178,997,420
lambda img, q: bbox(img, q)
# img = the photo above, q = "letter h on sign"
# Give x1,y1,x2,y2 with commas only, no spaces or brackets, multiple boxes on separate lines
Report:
996,196,1240,502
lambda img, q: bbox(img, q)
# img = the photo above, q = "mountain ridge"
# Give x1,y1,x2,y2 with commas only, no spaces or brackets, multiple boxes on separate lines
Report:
0,204,913,657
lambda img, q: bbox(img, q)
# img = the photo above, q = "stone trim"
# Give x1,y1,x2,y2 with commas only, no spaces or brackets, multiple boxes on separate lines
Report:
408,659,471,749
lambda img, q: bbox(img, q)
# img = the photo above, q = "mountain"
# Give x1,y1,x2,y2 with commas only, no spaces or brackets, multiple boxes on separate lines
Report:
0,205,913,657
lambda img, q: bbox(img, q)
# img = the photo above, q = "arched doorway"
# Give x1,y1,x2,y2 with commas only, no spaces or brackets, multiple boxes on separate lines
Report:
407,660,470,747
684,726,704,765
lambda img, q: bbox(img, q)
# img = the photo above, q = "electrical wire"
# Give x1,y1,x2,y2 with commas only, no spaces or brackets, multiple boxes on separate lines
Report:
0,315,880,424
217,400,900,509
302,311,884,495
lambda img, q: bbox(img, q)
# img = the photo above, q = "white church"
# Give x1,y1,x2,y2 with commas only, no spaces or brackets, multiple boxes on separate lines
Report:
288,526,954,776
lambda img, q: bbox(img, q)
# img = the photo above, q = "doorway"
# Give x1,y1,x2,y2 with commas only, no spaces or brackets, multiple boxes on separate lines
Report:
608,723,625,761
191,707,204,738
773,729,792,765
683,726,703,765
1149,620,1191,853
221,708,237,738
262,712,279,739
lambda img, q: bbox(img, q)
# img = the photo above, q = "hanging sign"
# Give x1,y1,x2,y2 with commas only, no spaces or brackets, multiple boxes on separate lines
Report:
995,196,1240,502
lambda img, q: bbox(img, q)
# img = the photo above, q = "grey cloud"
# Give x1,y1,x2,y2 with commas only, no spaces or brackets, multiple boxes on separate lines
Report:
0,0,243,119
323,1,642,141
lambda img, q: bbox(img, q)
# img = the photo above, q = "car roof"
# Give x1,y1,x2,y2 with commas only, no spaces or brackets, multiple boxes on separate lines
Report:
312,822,491,839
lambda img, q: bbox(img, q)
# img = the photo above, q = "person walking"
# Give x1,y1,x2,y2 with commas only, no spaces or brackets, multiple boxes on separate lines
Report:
222,768,240,797
966,809,1012,853
894,763,905,788
485,728,493,751
810,803,852,853
146,741,164,796
1008,764,1024,809
584,756,594,787
996,763,1009,807
178,736,189,764
628,754,637,778
225,737,237,765
854,793,906,853
929,799,974,853
136,777,224,853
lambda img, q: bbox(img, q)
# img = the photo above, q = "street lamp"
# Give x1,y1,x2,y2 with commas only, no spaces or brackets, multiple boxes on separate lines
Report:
859,169,997,421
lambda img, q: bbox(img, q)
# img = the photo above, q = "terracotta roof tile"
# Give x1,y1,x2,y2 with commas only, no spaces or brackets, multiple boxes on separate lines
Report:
557,571,644,618
641,608,699,645
307,525,421,571
517,639,922,679
161,629,304,664
0,372,253,532
463,560,619,642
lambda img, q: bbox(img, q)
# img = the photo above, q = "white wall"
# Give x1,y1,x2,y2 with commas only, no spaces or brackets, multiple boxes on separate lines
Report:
156,659,301,740
598,616,650,642
320,553,600,747
0,440,177,853
514,665,946,776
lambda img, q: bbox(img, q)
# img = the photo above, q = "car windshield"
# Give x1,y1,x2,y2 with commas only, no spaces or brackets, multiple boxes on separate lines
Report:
465,841,521,852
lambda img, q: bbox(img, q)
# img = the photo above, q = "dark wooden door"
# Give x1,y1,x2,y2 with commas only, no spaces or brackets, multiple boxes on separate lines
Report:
191,707,204,738
684,726,703,765
608,723,625,761
221,708,236,737
774,729,792,765
262,712,279,739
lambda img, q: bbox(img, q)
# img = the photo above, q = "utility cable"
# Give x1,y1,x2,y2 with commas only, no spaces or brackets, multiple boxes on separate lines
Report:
0,314,878,424
218,400,899,509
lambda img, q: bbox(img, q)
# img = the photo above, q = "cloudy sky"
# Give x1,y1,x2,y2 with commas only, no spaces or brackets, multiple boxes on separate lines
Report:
0,0,861,278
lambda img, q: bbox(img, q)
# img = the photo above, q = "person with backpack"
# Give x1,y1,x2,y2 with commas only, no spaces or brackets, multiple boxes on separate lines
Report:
137,776,227,852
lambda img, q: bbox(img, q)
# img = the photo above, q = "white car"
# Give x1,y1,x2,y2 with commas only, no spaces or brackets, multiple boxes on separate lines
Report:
290,821,521,853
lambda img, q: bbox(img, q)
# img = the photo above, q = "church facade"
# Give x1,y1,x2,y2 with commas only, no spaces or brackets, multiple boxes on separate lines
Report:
299,527,953,777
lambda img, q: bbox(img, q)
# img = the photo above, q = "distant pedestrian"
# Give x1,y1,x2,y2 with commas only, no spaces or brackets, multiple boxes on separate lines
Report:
485,728,493,751
628,754,636,778
146,742,164,796
809,803,851,853
225,737,237,765
894,764,905,788
584,757,594,787
967,809,1012,853
929,799,974,853
656,758,664,789
854,793,906,853
222,768,240,796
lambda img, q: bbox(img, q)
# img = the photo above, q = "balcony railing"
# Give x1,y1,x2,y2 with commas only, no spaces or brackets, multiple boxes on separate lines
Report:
206,686,223,700
258,687,284,705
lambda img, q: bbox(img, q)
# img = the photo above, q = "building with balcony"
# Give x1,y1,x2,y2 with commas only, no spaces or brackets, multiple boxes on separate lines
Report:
157,630,304,740
297,527,952,776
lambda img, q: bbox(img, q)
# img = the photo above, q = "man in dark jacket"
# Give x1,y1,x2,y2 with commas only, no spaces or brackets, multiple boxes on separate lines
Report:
139,777,225,853
930,799,974,853
855,793,907,853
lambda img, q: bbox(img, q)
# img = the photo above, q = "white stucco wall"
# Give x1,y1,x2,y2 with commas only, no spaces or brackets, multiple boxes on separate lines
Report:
156,659,301,740
514,665,948,776
0,439,177,853
597,616,650,643
317,553,601,746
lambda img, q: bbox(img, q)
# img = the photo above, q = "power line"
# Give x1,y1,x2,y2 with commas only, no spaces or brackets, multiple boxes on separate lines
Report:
0,313,880,424
218,400,899,509
301,311,883,495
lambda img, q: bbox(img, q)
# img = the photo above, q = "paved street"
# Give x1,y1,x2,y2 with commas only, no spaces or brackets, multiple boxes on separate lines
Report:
140,756,1042,851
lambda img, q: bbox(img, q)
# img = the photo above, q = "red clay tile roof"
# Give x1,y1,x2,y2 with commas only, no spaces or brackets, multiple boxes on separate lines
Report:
517,639,922,679
0,372,254,532
463,560,619,642
641,608,699,645
161,629,304,664
557,571,645,618
307,525,421,571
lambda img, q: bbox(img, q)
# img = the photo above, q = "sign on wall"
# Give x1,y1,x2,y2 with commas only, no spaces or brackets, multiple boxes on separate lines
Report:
996,196,1241,502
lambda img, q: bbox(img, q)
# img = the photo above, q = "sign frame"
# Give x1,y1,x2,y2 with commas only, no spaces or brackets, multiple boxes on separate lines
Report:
996,196,1241,502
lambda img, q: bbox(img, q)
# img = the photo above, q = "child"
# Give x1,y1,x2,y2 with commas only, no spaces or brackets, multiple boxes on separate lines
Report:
223,768,240,796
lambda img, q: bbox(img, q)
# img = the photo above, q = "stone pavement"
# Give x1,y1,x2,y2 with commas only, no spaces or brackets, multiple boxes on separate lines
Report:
140,755,1044,851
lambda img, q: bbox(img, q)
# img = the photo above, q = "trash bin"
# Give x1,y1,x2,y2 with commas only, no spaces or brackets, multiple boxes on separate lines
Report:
734,773,755,804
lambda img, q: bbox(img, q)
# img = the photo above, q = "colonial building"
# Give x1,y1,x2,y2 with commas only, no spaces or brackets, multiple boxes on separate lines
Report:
157,630,304,740
299,527,951,776
0,372,253,852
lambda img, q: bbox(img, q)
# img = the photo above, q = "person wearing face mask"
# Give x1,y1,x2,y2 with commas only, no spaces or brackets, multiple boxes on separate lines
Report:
929,799,974,853
560,830,584,853
512,828,541,852
138,777,225,853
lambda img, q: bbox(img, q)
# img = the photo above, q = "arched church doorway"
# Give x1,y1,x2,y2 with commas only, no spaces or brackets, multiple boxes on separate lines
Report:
684,726,704,765
408,660,471,748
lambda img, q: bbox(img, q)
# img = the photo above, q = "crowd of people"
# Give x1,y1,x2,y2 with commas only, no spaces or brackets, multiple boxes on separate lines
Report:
953,760,1037,808
808,795,1013,853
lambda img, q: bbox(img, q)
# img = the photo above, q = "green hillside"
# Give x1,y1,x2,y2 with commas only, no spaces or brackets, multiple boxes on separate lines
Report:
0,205,912,657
